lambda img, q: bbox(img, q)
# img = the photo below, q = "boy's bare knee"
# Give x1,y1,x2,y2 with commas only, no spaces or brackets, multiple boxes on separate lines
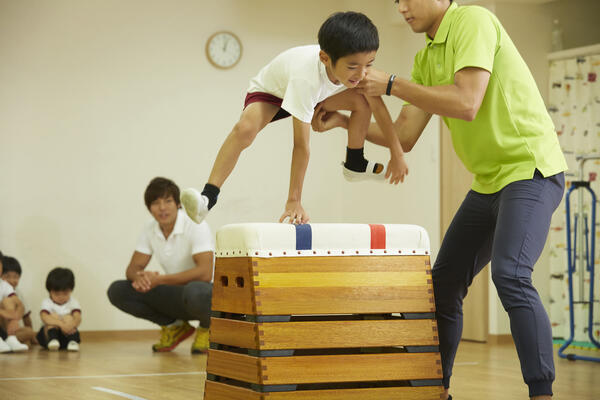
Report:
232,120,259,148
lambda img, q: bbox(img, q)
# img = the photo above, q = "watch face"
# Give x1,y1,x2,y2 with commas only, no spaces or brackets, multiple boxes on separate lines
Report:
206,31,242,69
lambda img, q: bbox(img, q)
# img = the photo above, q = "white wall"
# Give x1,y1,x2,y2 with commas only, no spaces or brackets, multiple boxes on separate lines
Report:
0,0,440,331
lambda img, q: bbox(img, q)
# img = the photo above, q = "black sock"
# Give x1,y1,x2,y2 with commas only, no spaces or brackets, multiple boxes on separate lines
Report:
345,147,368,172
201,183,220,210
344,147,383,173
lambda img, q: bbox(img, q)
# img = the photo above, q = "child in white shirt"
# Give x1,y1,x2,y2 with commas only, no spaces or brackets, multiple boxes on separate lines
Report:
0,252,29,352
1,255,36,346
37,267,82,351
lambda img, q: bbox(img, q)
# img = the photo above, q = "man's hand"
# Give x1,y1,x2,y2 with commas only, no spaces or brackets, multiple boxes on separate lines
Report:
279,200,309,225
357,68,393,97
311,103,348,133
386,154,409,185
132,270,160,293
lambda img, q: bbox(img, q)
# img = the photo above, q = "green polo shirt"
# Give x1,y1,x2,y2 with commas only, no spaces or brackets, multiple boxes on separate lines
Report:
411,2,567,193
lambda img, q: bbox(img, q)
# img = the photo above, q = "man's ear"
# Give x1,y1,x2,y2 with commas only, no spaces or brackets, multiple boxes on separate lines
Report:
319,50,330,65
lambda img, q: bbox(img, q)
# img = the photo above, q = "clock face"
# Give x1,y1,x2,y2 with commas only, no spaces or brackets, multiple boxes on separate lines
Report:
206,31,242,69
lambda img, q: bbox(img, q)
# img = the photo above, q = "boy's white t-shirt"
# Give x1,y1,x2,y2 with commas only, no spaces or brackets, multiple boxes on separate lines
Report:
247,45,347,123
0,279,15,300
41,297,81,317
135,209,215,275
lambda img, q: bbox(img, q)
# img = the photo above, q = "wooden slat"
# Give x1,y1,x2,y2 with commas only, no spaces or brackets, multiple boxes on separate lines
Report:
204,381,444,400
255,286,434,315
252,255,429,273
205,380,262,400
207,350,261,384
210,318,438,350
264,386,445,399
262,353,442,384
257,319,438,349
210,318,258,349
256,271,429,288
212,257,256,314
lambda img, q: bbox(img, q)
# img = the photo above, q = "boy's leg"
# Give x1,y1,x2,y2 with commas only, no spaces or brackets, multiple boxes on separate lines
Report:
15,326,36,344
319,90,383,175
181,102,279,223
490,171,564,398
432,190,496,392
0,297,29,351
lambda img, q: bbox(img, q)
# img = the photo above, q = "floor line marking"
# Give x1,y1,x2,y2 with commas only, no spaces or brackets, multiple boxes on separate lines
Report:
92,387,148,400
0,371,206,382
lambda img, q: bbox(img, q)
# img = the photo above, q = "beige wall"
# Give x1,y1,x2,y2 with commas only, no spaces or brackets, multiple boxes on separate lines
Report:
0,0,440,331
2,0,595,334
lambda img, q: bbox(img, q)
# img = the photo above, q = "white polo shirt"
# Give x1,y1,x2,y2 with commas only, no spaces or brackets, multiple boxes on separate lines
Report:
135,209,214,275
247,45,347,123
0,279,15,300
41,297,81,317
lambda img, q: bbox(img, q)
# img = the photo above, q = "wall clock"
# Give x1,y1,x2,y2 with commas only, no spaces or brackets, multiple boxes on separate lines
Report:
206,31,242,69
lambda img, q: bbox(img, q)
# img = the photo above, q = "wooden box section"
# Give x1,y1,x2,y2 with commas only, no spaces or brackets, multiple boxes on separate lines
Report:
212,256,434,315
207,350,442,385
205,380,445,400
210,318,439,350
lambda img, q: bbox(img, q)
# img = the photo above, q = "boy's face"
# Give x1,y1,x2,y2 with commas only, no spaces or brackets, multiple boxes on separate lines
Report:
50,289,72,305
320,50,377,88
149,195,179,227
2,271,20,289
395,0,449,37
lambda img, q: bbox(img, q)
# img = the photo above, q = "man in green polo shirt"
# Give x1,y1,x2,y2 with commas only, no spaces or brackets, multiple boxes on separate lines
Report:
312,1,566,399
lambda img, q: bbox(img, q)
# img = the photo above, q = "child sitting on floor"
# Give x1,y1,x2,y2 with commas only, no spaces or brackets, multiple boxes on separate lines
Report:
37,267,82,351
1,255,36,345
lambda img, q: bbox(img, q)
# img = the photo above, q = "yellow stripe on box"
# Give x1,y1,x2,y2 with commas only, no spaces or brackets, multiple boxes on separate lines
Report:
255,272,429,287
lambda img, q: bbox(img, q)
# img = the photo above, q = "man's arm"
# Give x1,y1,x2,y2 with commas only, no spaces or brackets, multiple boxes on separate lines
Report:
279,117,311,224
358,67,490,121
125,251,154,292
152,251,214,286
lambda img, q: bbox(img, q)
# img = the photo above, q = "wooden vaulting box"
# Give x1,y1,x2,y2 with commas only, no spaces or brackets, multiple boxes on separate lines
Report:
204,223,444,400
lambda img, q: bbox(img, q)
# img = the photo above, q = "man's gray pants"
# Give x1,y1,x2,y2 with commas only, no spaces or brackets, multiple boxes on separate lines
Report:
107,280,212,328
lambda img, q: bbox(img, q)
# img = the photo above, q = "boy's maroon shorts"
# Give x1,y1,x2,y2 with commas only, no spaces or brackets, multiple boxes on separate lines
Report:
244,92,291,122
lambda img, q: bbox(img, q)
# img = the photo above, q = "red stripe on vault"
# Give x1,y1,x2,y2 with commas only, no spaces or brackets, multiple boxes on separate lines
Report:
369,224,386,249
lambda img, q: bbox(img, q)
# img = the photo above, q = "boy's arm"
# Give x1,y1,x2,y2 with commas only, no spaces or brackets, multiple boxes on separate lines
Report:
40,311,65,328
23,313,33,328
279,117,311,224
148,251,214,288
312,103,432,153
363,96,408,184
71,310,82,328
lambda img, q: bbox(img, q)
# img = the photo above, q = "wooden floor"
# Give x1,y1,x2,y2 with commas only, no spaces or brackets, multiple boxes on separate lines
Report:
0,331,599,399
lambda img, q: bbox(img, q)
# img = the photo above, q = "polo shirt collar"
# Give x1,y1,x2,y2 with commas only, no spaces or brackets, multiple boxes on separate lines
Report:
153,209,185,239
426,1,458,46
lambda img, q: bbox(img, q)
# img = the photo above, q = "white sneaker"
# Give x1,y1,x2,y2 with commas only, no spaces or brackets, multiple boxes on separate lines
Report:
5,335,28,352
0,338,11,353
342,161,386,182
67,340,79,352
47,339,60,351
180,188,209,223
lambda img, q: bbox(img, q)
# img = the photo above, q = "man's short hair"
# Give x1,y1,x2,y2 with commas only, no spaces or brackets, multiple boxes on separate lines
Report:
144,177,181,210
318,11,379,65
1,256,21,276
46,267,75,292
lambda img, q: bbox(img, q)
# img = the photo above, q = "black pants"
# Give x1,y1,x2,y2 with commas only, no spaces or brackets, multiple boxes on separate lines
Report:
107,280,212,328
37,327,81,349
433,170,564,397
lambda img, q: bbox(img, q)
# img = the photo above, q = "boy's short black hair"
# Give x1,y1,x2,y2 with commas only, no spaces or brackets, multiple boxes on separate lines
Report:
318,11,379,65
46,267,75,292
144,177,181,210
1,256,21,276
